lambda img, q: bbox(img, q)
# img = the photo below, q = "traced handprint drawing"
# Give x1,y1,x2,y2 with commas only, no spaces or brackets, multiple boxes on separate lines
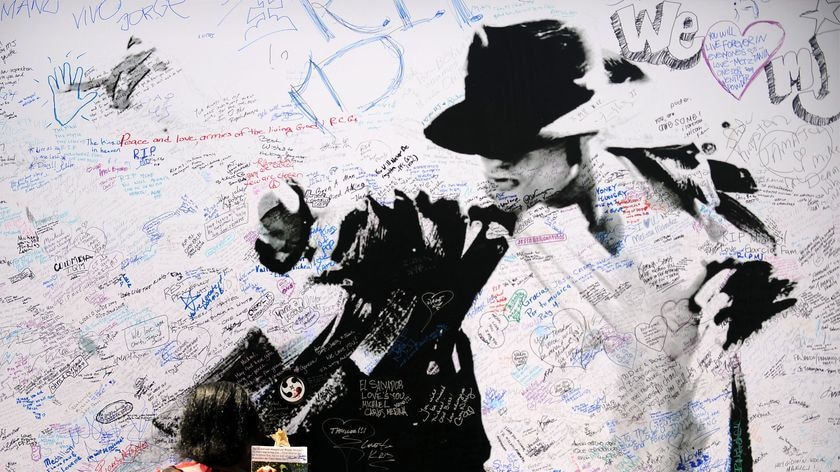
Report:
48,62,98,126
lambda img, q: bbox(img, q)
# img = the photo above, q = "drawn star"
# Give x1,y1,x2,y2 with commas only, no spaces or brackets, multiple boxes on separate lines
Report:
269,428,291,447
800,0,840,35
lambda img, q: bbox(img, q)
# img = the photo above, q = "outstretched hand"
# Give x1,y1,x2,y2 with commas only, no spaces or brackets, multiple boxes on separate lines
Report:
48,62,97,126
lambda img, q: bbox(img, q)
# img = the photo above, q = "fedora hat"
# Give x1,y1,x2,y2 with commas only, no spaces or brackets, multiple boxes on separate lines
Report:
424,20,645,159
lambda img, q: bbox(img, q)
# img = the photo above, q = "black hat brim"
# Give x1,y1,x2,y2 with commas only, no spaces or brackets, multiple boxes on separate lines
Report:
424,100,486,157
424,87,594,159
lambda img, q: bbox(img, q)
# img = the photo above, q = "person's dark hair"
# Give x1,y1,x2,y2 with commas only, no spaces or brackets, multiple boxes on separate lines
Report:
177,381,261,468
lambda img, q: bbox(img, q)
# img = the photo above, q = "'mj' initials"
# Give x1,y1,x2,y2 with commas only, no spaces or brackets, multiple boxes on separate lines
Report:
764,29,840,126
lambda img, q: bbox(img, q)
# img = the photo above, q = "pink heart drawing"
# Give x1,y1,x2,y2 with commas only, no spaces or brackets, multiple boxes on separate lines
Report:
702,20,785,100
603,331,636,368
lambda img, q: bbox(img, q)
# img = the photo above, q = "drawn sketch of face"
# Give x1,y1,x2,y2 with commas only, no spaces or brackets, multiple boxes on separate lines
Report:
479,136,580,209
734,0,759,20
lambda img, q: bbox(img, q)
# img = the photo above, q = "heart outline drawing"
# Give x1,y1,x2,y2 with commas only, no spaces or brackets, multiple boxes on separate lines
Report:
635,316,668,351
702,20,785,100
421,290,455,331
529,308,588,368
421,290,454,314
602,330,636,368
321,417,375,466
661,298,692,332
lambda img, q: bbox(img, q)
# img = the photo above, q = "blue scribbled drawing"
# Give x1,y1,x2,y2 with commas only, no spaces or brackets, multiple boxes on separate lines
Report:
285,0,481,130
149,92,175,119
240,0,297,51
393,0,445,30
311,0,392,38
179,273,226,319
300,0,388,41
142,195,199,243
301,0,474,41
289,35,404,132
47,62,97,126
155,340,180,366
449,0,482,28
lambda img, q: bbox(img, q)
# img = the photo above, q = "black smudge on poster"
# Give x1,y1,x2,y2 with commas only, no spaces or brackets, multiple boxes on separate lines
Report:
714,193,775,248
693,259,797,350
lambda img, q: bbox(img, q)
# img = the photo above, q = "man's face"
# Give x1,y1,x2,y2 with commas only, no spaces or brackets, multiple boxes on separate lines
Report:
480,137,578,208
255,202,312,274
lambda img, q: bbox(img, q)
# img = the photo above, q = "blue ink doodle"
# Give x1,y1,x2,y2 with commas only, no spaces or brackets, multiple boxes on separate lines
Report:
48,62,98,126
